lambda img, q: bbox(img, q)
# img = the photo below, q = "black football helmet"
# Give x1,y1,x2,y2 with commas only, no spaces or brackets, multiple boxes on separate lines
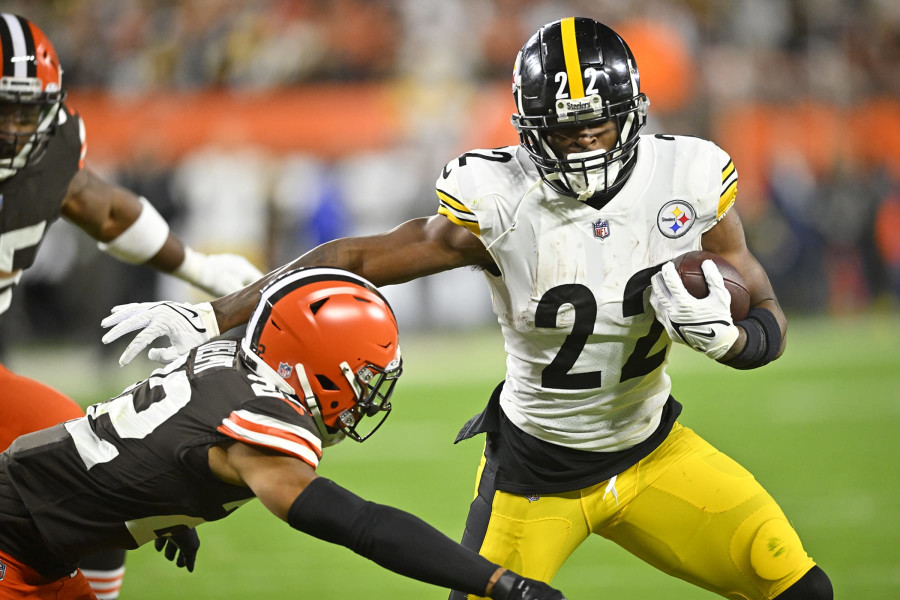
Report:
0,13,65,176
511,17,649,200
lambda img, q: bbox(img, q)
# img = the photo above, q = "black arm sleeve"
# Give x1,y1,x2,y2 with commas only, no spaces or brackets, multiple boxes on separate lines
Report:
722,307,783,370
287,477,498,596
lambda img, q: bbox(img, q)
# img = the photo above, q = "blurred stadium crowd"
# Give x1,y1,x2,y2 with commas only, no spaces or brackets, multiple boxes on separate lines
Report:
2,0,899,354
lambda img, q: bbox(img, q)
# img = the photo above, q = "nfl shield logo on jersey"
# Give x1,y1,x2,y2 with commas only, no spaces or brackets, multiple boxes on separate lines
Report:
0,559,6,580
277,362,293,378
592,219,610,239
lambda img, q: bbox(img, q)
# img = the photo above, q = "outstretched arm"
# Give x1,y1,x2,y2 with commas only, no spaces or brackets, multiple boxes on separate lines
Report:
101,214,493,365
61,167,263,296
213,214,492,331
208,442,563,600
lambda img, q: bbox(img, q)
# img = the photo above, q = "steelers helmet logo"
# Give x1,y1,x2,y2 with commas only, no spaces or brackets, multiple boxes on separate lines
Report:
657,200,696,238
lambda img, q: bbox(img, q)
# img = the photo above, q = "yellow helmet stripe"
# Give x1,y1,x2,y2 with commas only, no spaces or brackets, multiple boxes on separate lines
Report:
561,17,585,99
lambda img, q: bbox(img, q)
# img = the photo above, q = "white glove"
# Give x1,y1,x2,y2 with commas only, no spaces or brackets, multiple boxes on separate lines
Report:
174,248,263,297
649,260,739,360
101,301,220,366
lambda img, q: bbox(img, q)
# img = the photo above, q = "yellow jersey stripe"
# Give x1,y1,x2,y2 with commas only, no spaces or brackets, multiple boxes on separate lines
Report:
721,159,735,182
436,190,474,215
438,200,478,224
561,18,585,99
717,179,737,219
438,206,481,235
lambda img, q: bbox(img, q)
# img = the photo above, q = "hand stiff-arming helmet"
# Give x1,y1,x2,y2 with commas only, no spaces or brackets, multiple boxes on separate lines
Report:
511,17,649,201
0,13,65,175
241,267,402,446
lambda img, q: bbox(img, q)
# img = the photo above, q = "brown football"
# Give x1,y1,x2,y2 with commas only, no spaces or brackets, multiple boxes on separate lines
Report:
671,250,750,322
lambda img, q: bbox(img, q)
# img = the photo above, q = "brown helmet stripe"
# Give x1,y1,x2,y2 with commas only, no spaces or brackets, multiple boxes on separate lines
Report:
0,14,37,78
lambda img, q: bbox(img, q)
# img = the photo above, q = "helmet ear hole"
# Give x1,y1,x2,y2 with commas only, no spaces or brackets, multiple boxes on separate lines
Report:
315,374,340,391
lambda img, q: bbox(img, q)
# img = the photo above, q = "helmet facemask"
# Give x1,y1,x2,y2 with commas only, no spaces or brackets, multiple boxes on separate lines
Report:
514,89,648,201
295,355,402,446
0,88,64,172
0,13,66,177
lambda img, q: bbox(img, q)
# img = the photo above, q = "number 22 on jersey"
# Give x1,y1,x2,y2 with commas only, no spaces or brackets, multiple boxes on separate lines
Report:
537,265,666,390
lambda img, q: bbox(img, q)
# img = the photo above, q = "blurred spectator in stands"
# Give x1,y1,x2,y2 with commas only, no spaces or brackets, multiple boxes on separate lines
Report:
3,0,898,350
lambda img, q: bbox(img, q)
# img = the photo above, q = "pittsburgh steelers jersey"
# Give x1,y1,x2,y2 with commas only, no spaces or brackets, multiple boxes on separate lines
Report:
436,134,737,452
0,104,85,315
0,338,323,579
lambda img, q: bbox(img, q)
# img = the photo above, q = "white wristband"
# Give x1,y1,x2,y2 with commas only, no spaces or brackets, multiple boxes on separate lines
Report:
97,197,169,264
173,246,205,283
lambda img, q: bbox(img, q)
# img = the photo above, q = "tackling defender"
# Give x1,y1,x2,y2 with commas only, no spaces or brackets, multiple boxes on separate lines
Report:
0,13,263,597
102,18,832,600
0,268,565,600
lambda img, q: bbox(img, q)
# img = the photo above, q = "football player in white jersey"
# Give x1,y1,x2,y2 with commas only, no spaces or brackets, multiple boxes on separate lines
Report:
101,18,832,600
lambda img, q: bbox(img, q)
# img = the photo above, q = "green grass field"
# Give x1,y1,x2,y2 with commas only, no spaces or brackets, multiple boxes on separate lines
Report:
12,312,900,598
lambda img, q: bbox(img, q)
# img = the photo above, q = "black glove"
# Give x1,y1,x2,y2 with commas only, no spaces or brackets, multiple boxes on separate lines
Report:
154,528,200,572
490,570,566,600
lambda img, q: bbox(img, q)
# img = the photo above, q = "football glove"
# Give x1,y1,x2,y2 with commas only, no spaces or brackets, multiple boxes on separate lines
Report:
650,260,739,360
101,301,219,366
154,528,200,572
174,247,263,297
490,571,566,600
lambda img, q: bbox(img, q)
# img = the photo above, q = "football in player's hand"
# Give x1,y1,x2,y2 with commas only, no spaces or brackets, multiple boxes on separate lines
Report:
672,251,750,322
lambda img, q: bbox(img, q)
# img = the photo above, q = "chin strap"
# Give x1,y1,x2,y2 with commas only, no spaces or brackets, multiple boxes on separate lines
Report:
295,361,346,447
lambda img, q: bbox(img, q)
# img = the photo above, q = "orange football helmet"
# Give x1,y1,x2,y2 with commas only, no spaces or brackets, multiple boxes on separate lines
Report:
242,267,402,446
0,13,65,173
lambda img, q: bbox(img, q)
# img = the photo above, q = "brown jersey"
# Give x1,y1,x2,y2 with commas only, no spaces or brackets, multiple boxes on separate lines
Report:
0,338,323,579
0,104,84,315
